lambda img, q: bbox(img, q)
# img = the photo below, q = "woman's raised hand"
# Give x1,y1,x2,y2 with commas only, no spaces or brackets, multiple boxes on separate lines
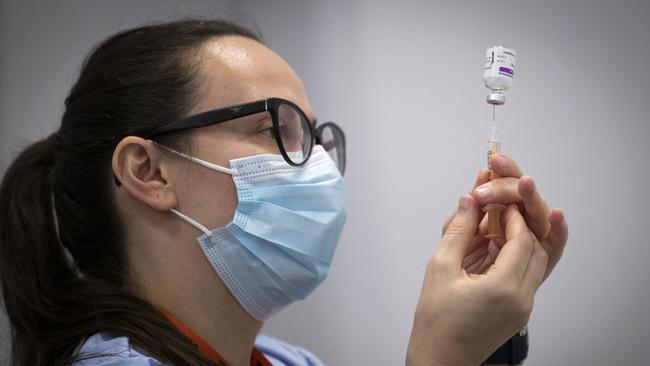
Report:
407,196,551,366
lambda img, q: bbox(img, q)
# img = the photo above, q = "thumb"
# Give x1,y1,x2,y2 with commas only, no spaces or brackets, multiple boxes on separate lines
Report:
437,195,480,267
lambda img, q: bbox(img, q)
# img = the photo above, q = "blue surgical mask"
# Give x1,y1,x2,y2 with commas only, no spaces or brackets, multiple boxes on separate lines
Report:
152,142,347,320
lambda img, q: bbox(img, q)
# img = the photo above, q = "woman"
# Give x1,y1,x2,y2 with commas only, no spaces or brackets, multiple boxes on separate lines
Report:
0,19,568,366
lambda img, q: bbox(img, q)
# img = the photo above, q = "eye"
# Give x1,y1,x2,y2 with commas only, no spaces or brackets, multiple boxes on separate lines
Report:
277,123,289,135
257,118,275,138
260,126,274,138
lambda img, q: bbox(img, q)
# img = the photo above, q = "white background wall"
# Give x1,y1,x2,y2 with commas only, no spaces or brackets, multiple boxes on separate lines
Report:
1,1,649,365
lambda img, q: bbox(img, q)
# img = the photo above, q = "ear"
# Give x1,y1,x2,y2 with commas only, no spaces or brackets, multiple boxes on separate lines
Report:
112,136,177,211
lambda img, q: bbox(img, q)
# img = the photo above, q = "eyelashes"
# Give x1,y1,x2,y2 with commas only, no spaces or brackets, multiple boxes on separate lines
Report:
254,116,274,137
257,119,288,139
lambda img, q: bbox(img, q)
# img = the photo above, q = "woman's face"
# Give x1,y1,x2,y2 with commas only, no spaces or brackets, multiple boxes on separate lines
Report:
167,36,316,230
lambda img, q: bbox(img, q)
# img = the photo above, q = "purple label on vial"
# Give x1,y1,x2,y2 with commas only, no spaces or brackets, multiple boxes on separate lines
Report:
499,66,514,75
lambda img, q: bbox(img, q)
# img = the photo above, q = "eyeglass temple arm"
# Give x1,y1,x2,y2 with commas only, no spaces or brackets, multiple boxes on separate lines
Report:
146,99,269,138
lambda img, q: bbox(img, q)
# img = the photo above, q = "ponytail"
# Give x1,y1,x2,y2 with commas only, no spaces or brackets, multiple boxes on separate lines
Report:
0,134,78,362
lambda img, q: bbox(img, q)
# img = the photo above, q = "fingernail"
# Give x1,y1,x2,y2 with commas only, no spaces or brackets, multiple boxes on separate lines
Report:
494,155,507,169
458,196,472,212
523,174,535,185
475,186,492,202
520,176,536,197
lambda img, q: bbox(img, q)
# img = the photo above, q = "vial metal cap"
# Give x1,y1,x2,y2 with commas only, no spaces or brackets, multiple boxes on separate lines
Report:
487,93,505,105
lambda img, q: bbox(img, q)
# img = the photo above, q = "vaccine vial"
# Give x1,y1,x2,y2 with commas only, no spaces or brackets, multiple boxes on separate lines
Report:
483,46,517,105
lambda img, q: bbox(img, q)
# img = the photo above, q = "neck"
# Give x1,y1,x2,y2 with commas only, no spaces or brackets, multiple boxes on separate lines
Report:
127,221,264,366
159,281,263,366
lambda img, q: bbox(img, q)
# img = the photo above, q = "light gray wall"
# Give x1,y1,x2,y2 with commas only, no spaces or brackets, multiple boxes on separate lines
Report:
1,0,649,365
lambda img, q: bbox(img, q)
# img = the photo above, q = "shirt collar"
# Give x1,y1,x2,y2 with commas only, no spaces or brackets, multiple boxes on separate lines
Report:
157,306,271,366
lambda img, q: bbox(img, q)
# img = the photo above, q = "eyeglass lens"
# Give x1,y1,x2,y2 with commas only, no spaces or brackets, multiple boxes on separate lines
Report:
276,101,345,174
318,124,346,174
277,103,311,164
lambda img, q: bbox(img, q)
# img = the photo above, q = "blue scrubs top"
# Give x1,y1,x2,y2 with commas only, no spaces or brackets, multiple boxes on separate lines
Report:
72,332,326,366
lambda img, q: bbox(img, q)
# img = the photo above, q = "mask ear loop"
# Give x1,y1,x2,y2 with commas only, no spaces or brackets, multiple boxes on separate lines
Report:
170,208,212,237
51,192,83,277
146,140,228,236
146,139,237,175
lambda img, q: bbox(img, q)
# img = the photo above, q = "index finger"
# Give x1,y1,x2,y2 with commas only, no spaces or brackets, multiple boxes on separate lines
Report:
518,176,551,240
491,153,524,178
441,168,489,237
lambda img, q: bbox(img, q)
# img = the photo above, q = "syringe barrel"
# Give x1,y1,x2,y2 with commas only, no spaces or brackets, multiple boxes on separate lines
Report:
485,140,504,240
487,139,501,180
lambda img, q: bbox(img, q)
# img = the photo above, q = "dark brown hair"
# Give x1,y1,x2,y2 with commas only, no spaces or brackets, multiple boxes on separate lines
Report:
0,19,260,366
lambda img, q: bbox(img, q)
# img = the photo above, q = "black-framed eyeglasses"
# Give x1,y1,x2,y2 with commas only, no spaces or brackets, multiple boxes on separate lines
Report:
145,97,346,174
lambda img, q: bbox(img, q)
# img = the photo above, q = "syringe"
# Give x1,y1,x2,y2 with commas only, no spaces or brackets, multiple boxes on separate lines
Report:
484,106,505,240
482,45,516,240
